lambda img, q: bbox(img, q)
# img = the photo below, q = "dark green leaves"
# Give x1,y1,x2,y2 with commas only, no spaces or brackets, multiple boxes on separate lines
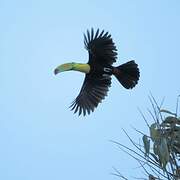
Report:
142,135,150,156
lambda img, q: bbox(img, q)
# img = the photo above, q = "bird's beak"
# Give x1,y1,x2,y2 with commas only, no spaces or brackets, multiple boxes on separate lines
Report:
54,63,74,75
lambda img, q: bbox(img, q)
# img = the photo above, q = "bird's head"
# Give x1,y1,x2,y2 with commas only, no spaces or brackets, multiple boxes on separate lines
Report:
54,62,90,75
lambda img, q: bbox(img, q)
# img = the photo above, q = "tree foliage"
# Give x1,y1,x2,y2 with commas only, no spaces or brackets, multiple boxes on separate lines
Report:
112,95,180,180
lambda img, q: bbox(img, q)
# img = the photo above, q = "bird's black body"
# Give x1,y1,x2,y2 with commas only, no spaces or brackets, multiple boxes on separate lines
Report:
69,28,140,116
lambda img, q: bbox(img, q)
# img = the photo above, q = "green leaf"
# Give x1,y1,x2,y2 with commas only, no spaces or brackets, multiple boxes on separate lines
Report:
142,135,150,156
153,140,159,155
159,138,169,169
150,123,159,141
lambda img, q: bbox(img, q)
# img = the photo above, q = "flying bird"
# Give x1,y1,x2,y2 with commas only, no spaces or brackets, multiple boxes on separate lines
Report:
54,28,140,116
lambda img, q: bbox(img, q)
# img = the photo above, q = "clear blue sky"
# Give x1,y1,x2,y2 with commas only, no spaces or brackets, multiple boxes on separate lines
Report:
0,0,180,179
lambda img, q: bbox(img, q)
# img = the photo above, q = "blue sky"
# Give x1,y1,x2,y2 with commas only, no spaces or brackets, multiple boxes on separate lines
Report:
0,0,180,179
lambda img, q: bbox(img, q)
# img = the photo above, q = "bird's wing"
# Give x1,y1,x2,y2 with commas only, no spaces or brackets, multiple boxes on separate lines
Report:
70,74,111,116
84,28,118,66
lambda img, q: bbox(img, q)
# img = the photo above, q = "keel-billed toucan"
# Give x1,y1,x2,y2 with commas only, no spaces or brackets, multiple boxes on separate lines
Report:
54,28,140,116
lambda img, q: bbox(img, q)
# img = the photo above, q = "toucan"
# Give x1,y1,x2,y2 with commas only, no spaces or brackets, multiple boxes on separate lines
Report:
54,28,140,116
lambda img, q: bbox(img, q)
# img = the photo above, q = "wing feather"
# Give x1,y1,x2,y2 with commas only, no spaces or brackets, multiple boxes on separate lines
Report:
87,30,91,42
94,28,99,39
84,28,117,66
70,75,111,116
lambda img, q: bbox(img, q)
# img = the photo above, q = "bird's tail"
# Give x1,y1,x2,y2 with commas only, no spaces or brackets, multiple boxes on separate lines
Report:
113,60,140,89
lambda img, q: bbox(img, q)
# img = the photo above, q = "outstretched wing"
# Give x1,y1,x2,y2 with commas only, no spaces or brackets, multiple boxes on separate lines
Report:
70,28,116,116
84,28,118,66
70,74,111,116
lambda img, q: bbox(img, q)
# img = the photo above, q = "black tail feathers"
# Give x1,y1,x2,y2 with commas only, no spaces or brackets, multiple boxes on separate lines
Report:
113,60,140,89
